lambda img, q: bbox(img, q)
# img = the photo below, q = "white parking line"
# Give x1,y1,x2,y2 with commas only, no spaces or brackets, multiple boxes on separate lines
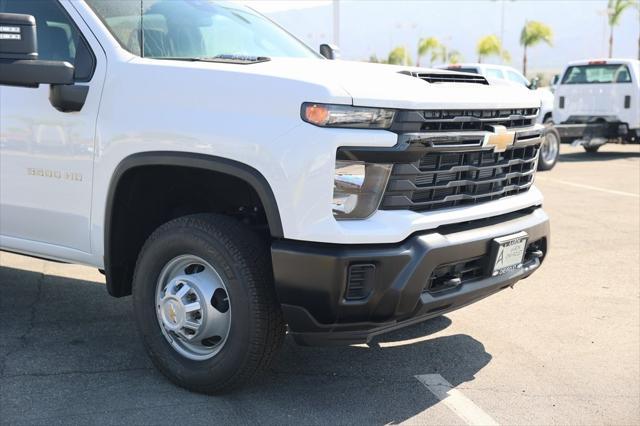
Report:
536,177,640,198
415,374,499,426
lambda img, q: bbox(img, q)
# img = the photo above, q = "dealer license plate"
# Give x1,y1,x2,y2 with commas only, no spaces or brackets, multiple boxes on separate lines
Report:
491,232,528,276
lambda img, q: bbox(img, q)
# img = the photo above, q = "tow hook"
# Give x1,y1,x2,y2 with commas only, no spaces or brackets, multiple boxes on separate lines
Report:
528,249,544,259
518,247,545,281
441,276,462,288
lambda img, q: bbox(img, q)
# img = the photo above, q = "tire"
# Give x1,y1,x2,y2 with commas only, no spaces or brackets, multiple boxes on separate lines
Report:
583,145,600,153
538,122,560,171
132,214,285,394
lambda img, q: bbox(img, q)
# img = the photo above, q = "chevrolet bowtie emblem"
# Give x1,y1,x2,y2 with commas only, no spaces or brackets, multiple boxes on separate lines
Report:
168,304,177,324
484,125,516,152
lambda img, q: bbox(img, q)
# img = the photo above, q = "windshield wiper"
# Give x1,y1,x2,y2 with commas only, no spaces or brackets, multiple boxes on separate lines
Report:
202,55,271,64
148,55,271,64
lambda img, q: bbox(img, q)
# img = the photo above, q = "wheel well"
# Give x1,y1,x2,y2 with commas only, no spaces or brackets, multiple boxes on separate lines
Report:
106,160,278,297
543,112,553,123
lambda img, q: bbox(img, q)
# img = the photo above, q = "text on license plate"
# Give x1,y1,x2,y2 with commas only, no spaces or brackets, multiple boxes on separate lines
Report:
492,232,528,276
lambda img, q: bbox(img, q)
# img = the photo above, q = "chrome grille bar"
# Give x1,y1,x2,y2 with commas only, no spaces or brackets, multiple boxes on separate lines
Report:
391,108,540,133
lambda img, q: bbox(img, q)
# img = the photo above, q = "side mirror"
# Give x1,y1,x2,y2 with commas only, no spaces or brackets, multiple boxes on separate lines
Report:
0,13,87,112
319,43,340,60
0,13,74,88
528,77,539,91
549,74,559,93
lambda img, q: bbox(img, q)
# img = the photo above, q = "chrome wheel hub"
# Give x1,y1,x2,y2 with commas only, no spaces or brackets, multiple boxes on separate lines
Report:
155,255,231,361
159,279,200,334
541,129,559,163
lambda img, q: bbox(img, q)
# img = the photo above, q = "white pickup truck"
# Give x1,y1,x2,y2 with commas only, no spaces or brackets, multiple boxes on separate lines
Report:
0,0,549,394
554,59,640,152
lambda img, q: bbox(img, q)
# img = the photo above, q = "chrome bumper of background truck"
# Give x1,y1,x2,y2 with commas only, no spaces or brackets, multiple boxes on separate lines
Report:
556,118,638,144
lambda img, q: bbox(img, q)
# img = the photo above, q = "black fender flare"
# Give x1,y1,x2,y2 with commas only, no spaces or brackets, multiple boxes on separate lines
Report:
103,151,283,296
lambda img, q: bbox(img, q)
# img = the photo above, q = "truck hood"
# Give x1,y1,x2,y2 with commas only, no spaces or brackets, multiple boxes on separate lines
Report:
246,58,541,110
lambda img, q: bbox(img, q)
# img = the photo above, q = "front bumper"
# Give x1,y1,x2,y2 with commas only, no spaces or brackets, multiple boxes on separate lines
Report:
272,207,549,346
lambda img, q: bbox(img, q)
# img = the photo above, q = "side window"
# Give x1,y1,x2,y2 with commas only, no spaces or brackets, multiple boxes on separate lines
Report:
0,0,95,81
485,68,505,80
614,66,631,83
507,70,529,87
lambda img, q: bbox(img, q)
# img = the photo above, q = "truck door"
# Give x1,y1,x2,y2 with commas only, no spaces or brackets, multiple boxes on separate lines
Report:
0,0,105,254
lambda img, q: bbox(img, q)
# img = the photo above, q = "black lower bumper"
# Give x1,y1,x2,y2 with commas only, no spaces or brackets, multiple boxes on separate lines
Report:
556,119,637,143
271,208,550,346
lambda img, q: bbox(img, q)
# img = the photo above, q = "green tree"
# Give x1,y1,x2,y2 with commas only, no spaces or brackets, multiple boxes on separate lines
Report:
388,46,413,66
607,0,635,57
447,50,463,65
417,37,440,66
433,44,448,64
520,20,553,76
425,44,463,65
476,35,510,63
368,54,387,64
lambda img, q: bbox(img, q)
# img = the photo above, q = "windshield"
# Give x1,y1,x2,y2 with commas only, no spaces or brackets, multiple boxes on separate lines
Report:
85,0,319,60
561,64,632,85
447,67,480,74
484,68,505,80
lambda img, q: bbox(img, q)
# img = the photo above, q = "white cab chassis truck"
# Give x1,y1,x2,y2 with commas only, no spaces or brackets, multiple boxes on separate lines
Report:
554,59,640,152
0,0,549,393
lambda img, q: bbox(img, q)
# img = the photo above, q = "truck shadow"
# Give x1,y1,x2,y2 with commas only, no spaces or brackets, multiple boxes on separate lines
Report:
0,264,492,425
559,150,640,163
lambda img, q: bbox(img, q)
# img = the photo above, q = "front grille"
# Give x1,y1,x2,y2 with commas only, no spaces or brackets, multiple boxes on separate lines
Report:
409,72,489,85
391,108,539,133
382,138,541,212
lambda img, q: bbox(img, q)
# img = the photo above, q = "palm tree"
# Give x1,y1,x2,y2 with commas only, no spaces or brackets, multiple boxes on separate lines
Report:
426,44,463,65
388,46,413,65
447,50,463,65
476,35,510,63
430,44,446,64
417,37,440,66
368,54,387,64
607,0,635,57
435,44,447,64
520,21,553,76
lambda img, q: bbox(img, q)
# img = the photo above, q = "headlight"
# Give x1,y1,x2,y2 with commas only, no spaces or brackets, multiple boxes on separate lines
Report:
302,103,395,129
333,161,392,219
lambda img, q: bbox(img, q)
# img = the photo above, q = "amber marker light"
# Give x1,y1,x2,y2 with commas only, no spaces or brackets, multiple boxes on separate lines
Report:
304,103,330,126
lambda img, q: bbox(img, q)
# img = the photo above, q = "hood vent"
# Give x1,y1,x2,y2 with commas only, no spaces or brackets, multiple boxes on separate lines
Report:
404,71,489,85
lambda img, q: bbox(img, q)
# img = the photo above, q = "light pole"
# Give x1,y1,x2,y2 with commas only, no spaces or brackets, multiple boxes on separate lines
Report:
597,8,611,57
500,0,505,44
495,0,515,47
394,21,418,65
333,0,340,46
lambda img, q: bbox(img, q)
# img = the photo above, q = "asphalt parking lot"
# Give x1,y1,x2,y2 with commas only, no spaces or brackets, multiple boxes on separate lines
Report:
1,144,639,425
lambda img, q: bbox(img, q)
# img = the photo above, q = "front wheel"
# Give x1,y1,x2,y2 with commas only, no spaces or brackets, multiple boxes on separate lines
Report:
538,124,560,171
132,214,285,394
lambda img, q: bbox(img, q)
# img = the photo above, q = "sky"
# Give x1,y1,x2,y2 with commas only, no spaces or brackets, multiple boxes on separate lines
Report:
246,0,640,75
